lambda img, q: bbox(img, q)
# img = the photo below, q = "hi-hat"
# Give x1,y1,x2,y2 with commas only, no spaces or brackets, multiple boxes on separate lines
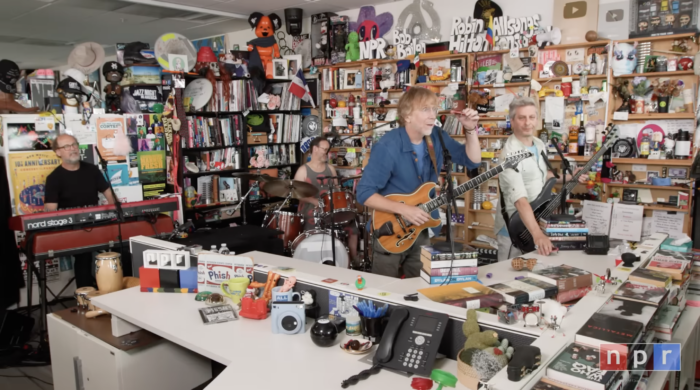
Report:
264,179,319,199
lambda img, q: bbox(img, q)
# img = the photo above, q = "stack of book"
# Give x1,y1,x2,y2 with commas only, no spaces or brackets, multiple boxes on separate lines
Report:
645,249,692,310
417,281,503,309
489,277,558,304
575,312,645,368
687,249,700,305
419,245,479,285
528,265,593,303
539,218,588,250
653,305,681,341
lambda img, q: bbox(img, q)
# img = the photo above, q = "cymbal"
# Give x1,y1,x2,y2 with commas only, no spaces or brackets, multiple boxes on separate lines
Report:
343,175,362,180
233,173,278,182
264,179,319,199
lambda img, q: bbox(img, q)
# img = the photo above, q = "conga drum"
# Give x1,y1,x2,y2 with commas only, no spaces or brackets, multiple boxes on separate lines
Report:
95,252,123,294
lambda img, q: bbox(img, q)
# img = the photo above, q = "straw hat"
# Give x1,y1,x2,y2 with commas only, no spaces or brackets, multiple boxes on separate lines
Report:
68,42,105,74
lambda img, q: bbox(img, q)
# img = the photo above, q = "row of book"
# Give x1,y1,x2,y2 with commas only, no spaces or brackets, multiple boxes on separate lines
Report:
536,244,694,390
322,67,362,91
202,80,259,112
183,148,240,175
419,245,480,285
248,144,298,168
185,116,244,149
439,115,465,136
269,114,302,144
540,218,589,250
187,176,241,207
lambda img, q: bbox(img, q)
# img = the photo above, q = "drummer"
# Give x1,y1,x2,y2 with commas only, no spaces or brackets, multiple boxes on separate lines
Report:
294,137,359,265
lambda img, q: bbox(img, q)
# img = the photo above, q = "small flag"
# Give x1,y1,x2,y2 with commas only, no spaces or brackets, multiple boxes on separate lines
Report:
486,16,494,47
289,68,315,108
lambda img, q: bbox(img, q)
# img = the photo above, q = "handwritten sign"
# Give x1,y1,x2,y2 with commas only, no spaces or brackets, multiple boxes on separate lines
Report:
650,211,685,239
609,203,644,241
582,200,612,235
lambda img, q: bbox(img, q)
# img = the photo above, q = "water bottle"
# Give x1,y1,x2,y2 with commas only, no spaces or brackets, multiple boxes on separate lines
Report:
210,245,218,253
219,243,230,255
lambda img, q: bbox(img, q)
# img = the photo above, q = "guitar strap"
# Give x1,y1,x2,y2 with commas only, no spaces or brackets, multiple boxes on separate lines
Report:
424,135,440,180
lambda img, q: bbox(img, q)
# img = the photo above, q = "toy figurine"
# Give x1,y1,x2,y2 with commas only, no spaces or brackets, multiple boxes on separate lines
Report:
247,12,283,91
345,32,360,62
279,276,297,292
355,275,366,290
315,21,330,61
194,47,230,109
102,61,124,114
333,25,347,55
249,271,281,304
549,315,559,331
613,79,631,112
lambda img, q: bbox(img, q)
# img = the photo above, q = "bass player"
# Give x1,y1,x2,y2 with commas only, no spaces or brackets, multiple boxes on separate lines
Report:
495,97,588,261
356,87,481,278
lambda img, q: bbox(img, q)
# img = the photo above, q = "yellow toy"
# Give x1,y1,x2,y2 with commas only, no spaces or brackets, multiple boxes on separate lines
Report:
538,88,564,98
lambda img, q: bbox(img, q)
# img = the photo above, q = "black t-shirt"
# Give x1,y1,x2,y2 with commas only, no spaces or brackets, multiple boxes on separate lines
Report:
45,162,109,209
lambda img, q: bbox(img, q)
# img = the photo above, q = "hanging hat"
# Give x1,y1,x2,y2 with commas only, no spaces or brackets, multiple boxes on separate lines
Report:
197,47,218,63
68,42,105,74
62,68,94,96
57,77,88,96
102,61,124,77
0,59,20,94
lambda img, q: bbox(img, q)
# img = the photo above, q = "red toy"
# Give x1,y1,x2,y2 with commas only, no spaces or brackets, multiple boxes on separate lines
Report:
246,12,282,80
239,296,269,320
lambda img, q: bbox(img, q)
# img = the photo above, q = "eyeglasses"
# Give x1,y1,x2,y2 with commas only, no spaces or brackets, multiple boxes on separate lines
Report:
419,106,440,115
57,143,79,151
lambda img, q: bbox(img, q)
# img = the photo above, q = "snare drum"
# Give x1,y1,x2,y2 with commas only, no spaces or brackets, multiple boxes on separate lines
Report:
291,229,349,268
263,211,304,249
75,287,96,310
321,189,356,225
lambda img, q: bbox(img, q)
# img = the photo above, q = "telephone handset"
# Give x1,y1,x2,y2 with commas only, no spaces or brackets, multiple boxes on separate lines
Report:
341,306,449,387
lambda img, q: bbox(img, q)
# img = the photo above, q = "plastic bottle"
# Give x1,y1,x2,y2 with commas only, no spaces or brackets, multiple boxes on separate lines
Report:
219,243,230,255
568,204,575,215
210,245,218,253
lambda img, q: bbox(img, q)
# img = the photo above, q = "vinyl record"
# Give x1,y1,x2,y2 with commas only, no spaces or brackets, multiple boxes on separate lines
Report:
551,61,569,77
183,78,213,109
154,32,197,71
613,138,636,158
302,115,321,137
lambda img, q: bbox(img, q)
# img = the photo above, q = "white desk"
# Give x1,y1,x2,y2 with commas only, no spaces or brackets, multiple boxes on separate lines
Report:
88,234,684,390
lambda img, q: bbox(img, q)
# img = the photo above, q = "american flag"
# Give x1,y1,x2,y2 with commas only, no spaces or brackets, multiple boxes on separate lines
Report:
289,68,315,108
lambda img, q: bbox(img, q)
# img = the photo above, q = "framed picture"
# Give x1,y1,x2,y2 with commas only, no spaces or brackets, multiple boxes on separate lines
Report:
272,59,288,79
668,168,688,179
283,54,302,78
622,188,638,203
344,71,357,90
646,171,660,184
168,54,188,72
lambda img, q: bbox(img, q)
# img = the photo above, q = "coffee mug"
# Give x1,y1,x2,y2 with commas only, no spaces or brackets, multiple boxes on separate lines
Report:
220,277,250,304
271,286,300,302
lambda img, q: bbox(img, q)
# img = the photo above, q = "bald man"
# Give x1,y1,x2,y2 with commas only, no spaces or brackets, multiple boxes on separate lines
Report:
45,134,115,287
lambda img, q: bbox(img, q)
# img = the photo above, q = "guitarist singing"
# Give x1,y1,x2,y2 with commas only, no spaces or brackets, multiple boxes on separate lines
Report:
356,87,481,278
495,97,588,260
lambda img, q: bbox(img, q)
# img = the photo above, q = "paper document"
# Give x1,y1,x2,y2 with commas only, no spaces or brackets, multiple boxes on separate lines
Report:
609,203,644,241
581,200,612,235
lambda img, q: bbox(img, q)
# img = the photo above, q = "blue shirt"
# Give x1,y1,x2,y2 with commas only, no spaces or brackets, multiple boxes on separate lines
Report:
412,140,428,180
357,126,479,233
499,144,540,237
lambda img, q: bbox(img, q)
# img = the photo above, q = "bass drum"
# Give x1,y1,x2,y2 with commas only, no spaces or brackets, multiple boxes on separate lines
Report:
291,230,349,269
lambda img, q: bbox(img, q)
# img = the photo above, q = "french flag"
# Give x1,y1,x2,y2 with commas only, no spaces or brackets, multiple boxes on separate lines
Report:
289,68,315,107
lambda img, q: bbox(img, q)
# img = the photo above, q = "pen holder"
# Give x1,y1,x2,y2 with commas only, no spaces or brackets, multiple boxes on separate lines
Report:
360,315,387,344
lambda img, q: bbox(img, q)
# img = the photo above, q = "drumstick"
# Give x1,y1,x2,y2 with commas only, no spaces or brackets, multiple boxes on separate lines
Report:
85,309,108,319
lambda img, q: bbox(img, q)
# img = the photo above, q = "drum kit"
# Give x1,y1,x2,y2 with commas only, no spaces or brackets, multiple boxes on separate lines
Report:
251,172,370,270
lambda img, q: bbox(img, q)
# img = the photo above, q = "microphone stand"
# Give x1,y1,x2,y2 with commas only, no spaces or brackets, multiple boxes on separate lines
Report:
328,120,398,147
94,146,126,254
550,137,576,219
318,175,337,266
434,129,458,285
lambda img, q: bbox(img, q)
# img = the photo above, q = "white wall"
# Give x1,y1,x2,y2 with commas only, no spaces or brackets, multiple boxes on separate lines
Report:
226,0,556,50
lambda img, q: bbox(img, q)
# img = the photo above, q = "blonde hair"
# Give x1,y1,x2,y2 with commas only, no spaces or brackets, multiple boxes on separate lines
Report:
397,87,438,127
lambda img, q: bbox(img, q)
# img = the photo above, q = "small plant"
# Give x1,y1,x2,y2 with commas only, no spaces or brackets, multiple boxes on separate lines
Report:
631,77,652,98
654,79,684,97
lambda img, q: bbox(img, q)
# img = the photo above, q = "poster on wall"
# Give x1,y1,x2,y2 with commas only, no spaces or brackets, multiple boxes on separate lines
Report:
8,151,61,215
629,0,698,38
96,115,126,161
192,35,227,55
137,150,166,184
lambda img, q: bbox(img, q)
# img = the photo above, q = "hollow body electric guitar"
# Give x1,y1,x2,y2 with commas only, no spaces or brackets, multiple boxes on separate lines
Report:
507,125,620,253
372,150,533,254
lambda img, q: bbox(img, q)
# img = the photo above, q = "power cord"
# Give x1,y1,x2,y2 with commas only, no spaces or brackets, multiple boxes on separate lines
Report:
0,373,53,386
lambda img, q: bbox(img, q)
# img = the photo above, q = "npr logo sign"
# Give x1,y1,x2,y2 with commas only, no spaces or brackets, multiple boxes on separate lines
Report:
600,344,681,371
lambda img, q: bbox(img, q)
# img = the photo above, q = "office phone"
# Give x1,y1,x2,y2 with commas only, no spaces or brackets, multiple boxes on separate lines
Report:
341,306,449,387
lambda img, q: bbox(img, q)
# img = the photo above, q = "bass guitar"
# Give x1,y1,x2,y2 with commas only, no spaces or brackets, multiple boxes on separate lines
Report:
372,150,533,254
506,125,619,253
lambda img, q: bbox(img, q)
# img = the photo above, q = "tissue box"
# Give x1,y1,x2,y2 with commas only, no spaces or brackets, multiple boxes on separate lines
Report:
197,253,254,293
660,237,692,252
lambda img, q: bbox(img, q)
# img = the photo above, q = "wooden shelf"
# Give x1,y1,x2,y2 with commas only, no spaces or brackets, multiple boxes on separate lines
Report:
416,81,466,86
183,168,248,178
440,172,467,176
625,113,695,120
535,75,607,82
605,183,688,190
550,155,591,162
643,205,689,212
469,209,496,214
567,199,582,204
323,89,363,93
615,33,696,44
471,81,530,88
615,70,695,78
479,116,506,121
478,134,510,138
185,201,241,211
612,158,693,166
468,225,495,231
366,89,403,93
408,53,471,60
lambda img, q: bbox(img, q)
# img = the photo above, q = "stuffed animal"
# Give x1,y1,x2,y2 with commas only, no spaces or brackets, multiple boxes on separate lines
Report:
461,309,500,352
247,12,282,91
345,32,360,62
315,21,330,61
482,339,514,367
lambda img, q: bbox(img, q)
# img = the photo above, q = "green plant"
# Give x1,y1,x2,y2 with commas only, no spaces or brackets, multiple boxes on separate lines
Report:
631,77,652,98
